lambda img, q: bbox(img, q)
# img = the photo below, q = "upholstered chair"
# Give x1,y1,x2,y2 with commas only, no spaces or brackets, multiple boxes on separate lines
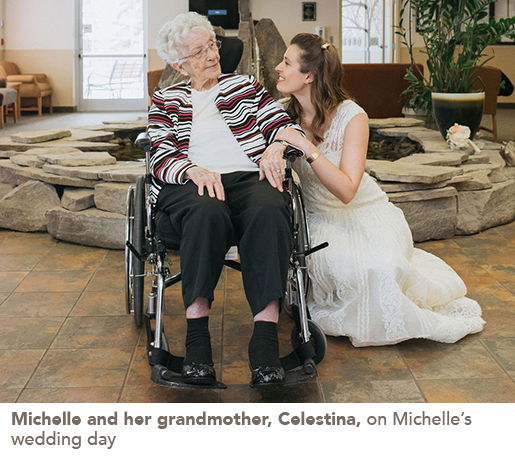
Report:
0,77,18,128
0,60,52,116
474,66,502,142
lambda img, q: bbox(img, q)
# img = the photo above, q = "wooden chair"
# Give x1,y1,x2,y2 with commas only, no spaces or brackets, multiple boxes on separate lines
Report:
474,66,502,142
0,60,52,116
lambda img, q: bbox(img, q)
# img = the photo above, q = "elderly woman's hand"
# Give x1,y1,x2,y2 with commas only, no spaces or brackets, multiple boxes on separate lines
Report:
185,166,225,201
259,142,287,192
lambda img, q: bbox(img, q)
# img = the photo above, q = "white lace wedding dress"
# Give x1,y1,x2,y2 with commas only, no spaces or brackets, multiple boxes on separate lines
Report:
293,100,485,346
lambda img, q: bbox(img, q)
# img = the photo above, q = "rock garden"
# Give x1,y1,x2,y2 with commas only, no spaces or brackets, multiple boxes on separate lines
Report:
0,116,514,248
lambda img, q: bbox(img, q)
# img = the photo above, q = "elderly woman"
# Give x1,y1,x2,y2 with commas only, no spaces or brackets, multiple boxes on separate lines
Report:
148,12,299,387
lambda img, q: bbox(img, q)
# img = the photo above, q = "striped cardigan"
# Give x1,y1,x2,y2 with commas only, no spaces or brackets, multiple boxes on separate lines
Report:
147,73,298,201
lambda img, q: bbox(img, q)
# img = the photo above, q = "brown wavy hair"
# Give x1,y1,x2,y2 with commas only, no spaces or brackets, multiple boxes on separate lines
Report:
283,33,349,143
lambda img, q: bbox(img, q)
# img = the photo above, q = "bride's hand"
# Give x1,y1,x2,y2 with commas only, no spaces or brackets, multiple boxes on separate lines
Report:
277,127,313,154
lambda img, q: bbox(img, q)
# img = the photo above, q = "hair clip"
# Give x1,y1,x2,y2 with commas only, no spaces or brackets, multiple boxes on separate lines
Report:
321,43,330,50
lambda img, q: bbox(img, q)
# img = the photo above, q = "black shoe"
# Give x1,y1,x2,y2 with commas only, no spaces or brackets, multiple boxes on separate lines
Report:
181,362,216,386
250,365,286,387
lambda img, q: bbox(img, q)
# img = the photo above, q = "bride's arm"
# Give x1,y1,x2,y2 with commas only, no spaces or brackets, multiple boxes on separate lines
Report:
277,113,369,204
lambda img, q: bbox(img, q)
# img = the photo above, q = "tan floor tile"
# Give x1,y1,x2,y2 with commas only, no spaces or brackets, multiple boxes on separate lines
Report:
0,349,45,388
125,346,155,387
85,269,125,291
0,229,13,242
0,317,64,349
0,253,45,271
222,345,251,385
0,388,22,402
223,313,253,346
317,343,412,382
51,316,140,349
397,336,505,380
50,241,107,255
226,267,244,289
18,387,122,403
322,380,425,403
224,289,249,314
221,382,323,403
453,231,513,250
0,292,80,317
15,270,93,293
71,290,126,316
28,348,133,388
0,292,8,305
0,271,29,293
478,308,515,338
97,249,125,270
419,378,515,403
0,232,57,254
34,251,106,271
481,338,515,377
120,384,221,402
466,283,515,310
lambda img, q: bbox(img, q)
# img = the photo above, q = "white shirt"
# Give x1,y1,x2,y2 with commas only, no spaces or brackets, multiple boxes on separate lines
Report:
188,84,259,173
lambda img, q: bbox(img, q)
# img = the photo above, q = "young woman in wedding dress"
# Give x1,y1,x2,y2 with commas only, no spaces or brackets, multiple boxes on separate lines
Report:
273,33,484,346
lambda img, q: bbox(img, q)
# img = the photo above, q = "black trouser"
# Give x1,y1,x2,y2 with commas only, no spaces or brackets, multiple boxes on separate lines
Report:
156,171,292,316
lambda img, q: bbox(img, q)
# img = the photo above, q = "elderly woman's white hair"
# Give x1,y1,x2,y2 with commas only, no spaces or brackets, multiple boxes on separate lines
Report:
156,12,216,65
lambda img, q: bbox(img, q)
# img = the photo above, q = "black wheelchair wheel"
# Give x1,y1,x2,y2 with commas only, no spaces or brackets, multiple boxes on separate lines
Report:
132,175,146,327
291,319,327,365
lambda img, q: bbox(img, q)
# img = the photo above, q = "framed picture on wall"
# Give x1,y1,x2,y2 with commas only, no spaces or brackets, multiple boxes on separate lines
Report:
302,2,316,21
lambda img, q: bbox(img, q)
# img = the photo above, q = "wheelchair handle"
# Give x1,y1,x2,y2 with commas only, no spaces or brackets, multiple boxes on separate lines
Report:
135,132,151,151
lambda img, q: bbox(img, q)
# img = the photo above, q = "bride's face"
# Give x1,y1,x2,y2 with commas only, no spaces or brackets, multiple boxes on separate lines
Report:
275,45,313,95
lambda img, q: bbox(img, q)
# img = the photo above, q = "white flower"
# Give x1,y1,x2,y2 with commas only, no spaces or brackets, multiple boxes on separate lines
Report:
446,124,471,150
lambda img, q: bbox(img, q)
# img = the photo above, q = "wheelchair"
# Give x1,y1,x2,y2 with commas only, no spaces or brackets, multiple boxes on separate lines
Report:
125,132,328,389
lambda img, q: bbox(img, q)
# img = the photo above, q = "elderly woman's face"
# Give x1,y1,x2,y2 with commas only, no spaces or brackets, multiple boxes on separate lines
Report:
174,28,221,90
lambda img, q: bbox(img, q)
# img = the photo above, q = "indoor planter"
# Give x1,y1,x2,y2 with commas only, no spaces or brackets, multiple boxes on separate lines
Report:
396,0,515,139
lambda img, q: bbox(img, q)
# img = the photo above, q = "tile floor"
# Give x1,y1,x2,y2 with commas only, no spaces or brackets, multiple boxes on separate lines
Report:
0,219,514,403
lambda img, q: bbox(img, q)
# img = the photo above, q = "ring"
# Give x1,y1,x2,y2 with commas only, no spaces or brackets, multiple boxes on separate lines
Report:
276,170,281,173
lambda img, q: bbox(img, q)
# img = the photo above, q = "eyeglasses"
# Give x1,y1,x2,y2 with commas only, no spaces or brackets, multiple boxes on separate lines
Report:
180,40,222,61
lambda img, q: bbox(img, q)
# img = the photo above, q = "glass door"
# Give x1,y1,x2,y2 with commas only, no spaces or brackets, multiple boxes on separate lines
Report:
341,0,394,63
78,0,147,111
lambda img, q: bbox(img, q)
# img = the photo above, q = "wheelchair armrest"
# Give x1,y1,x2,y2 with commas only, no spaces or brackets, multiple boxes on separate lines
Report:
135,132,151,151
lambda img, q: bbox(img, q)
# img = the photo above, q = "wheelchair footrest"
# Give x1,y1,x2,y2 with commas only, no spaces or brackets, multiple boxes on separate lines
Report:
151,364,227,390
250,367,317,389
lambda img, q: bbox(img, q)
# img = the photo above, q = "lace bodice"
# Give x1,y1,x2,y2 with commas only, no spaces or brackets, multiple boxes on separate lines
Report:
293,100,386,213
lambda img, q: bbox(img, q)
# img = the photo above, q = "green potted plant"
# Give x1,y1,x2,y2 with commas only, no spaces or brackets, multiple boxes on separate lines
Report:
396,0,515,139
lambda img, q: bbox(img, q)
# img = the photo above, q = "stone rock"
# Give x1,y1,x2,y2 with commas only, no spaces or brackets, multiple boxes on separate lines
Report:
387,186,457,203
0,150,23,159
456,179,515,234
394,152,468,167
36,151,117,167
11,129,71,144
0,137,120,152
98,164,146,182
0,160,100,188
394,195,457,241
500,141,515,166
369,118,426,129
20,146,82,156
504,166,515,180
46,207,125,249
254,18,286,99
43,163,119,180
67,129,114,142
481,150,509,167
61,188,95,212
461,163,507,183
0,180,60,232
158,64,187,90
407,130,459,153
376,180,451,193
366,160,462,183
10,154,45,168
0,183,15,200
237,21,255,76
71,122,147,134
462,152,492,165
480,140,502,150
94,183,131,215
452,171,492,191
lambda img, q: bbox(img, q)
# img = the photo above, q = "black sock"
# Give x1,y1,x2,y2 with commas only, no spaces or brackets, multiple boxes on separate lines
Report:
248,321,281,368
184,317,212,365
